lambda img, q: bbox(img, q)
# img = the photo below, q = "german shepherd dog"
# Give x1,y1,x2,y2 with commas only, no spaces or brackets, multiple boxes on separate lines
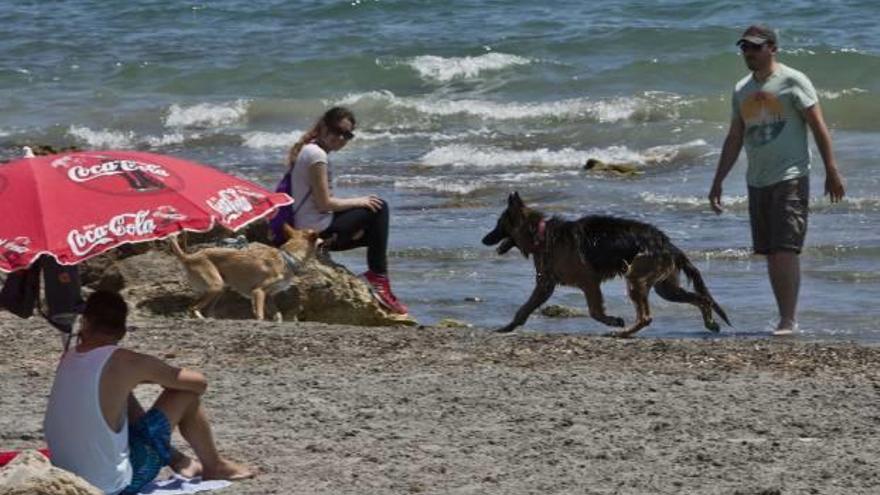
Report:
482,192,730,337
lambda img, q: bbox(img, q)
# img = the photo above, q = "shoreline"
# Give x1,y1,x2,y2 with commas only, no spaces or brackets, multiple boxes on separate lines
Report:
2,313,880,494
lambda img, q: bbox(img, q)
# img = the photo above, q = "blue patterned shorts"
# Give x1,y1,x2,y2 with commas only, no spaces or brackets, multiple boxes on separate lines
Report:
122,408,172,494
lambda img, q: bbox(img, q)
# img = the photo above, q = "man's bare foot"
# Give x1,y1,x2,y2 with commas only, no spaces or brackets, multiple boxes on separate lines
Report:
202,458,256,481
170,452,203,478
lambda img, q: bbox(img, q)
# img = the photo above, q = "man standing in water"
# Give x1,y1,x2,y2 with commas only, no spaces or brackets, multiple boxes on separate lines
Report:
708,25,846,336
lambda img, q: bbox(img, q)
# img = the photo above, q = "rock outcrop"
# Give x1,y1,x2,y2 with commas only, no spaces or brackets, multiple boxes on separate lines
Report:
84,241,416,327
0,450,101,495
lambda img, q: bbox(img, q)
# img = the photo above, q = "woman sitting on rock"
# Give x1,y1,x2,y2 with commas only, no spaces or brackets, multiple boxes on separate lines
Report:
286,106,408,315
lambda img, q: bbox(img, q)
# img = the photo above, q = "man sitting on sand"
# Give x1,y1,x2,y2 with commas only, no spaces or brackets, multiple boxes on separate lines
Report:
43,290,254,494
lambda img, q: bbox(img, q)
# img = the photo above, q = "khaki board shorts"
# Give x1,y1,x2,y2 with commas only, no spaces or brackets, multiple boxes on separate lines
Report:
748,176,809,255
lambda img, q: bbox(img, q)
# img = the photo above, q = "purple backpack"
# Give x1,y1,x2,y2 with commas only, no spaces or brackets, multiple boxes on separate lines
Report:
268,170,311,246
268,171,294,246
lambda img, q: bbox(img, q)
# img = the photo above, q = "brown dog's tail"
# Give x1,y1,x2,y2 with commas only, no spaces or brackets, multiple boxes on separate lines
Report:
167,235,189,261
676,249,731,326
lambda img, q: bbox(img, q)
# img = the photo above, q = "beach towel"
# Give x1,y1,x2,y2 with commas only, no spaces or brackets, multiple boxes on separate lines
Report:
0,449,51,467
0,451,230,494
138,475,231,495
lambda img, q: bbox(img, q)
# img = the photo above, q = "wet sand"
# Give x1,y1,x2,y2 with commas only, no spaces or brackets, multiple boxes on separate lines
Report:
2,313,880,494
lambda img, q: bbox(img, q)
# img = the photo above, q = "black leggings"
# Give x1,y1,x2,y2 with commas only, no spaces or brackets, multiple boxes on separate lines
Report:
320,200,389,274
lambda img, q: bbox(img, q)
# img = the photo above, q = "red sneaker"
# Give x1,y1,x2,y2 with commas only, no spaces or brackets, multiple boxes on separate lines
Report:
362,271,409,315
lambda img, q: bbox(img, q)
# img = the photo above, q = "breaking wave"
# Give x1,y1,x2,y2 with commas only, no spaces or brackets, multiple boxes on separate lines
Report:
337,90,686,123
398,52,533,82
164,99,250,128
67,126,188,149
419,140,707,169
394,171,580,195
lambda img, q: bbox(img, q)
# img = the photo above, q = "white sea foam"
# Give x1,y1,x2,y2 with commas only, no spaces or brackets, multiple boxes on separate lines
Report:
640,192,880,213
394,177,484,195
236,128,487,149
144,132,187,147
639,192,748,210
164,99,250,128
242,130,304,149
419,140,706,169
67,125,135,148
336,174,388,186
394,171,578,195
358,128,494,142
818,87,867,100
336,90,682,123
813,195,880,211
693,248,754,261
421,145,585,168
404,52,532,82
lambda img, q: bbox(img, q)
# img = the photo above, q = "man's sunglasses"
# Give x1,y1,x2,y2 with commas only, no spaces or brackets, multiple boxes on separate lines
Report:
739,42,767,53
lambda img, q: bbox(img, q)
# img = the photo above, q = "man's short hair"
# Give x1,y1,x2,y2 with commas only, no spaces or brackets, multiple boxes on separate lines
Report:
83,290,128,338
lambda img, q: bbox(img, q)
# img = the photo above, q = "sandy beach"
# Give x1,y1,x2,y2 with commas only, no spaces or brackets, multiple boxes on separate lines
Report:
2,312,880,494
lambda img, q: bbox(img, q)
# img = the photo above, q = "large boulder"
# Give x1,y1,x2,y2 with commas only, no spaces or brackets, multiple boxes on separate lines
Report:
0,450,101,495
87,242,416,327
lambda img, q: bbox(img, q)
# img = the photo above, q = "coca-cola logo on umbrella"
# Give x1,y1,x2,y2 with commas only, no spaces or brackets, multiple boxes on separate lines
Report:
67,207,187,257
51,154,184,195
206,186,269,224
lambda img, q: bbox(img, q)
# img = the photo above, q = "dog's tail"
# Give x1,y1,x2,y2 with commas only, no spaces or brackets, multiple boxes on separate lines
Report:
675,248,731,326
167,235,189,261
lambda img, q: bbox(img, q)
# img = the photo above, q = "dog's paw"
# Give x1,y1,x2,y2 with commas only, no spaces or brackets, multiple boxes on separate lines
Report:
273,312,283,323
600,316,625,327
192,310,206,320
705,320,720,333
493,326,516,334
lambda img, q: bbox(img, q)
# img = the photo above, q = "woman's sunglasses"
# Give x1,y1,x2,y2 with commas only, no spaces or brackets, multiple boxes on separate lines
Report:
333,128,355,140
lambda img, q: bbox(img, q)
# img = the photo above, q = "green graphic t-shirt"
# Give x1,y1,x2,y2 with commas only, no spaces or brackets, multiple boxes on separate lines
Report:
731,63,818,188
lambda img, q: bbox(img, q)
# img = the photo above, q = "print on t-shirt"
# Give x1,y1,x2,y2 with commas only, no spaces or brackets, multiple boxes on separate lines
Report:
740,91,786,148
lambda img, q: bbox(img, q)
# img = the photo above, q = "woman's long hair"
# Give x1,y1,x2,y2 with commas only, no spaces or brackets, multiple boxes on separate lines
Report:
287,106,356,167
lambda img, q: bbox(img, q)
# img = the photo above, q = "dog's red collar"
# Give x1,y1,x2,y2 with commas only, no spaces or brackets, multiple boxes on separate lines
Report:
533,218,546,251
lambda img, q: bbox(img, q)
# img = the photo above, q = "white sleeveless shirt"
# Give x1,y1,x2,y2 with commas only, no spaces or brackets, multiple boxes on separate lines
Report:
44,345,132,495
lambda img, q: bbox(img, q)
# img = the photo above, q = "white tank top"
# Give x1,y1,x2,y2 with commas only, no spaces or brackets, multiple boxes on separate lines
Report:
44,345,132,495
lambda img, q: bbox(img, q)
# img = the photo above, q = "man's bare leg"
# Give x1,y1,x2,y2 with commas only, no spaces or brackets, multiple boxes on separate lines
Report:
767,250,800,333
152,390,255,480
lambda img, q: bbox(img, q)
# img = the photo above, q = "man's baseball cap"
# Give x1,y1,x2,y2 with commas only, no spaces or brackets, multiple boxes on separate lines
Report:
736,25,777,46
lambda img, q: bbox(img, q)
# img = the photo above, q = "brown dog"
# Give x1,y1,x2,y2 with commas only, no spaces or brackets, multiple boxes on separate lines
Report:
169,225,321,321
482,192,730,337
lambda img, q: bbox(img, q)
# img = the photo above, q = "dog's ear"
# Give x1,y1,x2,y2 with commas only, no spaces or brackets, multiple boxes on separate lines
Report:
508,191,524,209
282,223,297,240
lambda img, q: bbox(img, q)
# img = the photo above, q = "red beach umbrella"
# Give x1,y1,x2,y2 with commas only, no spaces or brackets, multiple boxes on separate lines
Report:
0,150,292,272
